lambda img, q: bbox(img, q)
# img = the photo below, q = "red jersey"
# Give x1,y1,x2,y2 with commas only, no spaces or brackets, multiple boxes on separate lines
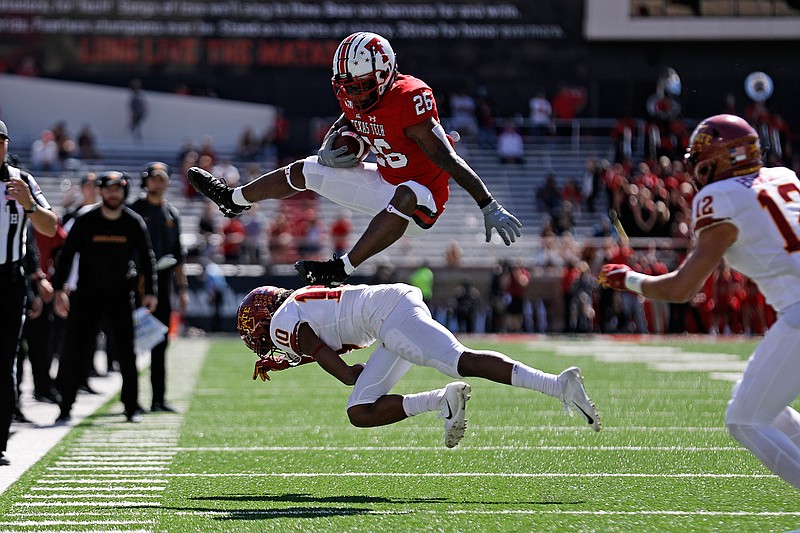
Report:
340,73,450,223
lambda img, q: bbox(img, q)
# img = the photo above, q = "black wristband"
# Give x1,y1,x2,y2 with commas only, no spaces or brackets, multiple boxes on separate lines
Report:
477,196,494,209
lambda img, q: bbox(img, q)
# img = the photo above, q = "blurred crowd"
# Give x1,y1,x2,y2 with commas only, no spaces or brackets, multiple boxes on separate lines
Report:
15,86,798,341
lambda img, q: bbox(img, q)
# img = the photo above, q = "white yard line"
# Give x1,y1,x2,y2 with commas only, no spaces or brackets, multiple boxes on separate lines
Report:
168,445,745,452
172,508,800,517
531,339,749,382
152,472,774,479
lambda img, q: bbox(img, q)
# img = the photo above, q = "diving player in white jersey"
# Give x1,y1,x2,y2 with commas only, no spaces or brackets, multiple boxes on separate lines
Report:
599,114,800,490
237,283,601,448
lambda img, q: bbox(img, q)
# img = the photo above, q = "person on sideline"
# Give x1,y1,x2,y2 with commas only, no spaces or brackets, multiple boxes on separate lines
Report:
52,172,157,424
129,162,189,412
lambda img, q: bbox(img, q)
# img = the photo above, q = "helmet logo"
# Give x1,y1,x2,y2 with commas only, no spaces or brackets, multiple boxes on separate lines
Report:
729,146,749,164
366,36,390,64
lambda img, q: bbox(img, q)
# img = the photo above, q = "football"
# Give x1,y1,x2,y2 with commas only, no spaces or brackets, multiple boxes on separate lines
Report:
332,130,369,161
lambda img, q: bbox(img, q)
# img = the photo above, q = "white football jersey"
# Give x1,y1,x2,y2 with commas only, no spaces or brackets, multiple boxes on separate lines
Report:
270,283,419,357
692,166,800,312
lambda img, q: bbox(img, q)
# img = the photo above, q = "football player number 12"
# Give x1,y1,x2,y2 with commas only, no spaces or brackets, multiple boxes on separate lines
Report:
758,182,800,253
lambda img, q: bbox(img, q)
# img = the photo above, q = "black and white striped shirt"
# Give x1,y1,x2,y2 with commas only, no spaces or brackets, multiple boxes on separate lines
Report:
0,164,50,265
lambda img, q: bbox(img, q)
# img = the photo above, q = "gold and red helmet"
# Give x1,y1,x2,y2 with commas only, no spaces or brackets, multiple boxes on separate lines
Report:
332,32,396,113
684,114,762,189
236,286,293,356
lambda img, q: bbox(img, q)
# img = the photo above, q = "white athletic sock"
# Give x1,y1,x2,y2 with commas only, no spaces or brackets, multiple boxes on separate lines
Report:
402,388,446,417
340,253,356,275
231,187,252,207
511,363,560,398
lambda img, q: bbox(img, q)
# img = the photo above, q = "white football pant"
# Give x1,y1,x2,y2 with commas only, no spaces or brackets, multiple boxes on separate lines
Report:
301,156,436,236
725,301,800,490
346,288,464,409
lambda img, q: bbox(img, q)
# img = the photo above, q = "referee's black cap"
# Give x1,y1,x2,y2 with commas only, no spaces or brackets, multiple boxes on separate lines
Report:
0,120,8,140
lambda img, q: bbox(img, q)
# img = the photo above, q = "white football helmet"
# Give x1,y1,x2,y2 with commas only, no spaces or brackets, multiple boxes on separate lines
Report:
332,32,396,112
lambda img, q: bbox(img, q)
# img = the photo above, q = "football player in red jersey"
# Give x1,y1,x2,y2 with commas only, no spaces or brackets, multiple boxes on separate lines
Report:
187,31,521,286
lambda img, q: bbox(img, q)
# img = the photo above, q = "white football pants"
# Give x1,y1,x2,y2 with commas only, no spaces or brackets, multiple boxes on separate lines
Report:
346,288,465,409
301,156,436,236
725,301,800,490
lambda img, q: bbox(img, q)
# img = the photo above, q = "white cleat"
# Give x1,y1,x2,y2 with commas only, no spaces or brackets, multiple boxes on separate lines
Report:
558,367,601,432
439,381,471,448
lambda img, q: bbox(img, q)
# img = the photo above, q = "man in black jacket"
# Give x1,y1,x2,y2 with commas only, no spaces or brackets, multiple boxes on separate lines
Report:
52,171,157,423
129,162,188,412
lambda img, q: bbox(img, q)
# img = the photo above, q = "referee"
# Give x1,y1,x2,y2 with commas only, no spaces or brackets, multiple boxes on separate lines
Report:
0,120,58,466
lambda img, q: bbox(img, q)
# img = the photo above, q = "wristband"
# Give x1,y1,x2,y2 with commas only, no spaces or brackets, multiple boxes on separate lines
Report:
625,271,648,295
477,196,494,209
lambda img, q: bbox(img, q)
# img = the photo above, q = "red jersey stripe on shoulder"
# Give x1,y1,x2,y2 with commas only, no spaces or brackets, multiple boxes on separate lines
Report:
694,216,732,233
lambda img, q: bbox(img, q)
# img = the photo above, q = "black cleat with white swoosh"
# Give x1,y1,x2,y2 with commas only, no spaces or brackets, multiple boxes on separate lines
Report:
187,167,249,218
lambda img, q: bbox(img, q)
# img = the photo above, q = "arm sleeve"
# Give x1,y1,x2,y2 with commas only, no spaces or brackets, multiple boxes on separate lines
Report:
24,173,52,210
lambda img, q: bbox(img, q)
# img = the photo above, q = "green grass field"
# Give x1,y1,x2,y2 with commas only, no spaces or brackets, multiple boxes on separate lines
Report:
2,335,800,532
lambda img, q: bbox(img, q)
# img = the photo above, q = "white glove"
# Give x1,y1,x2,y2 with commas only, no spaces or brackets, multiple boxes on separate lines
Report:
317,128,359,168
481,200,522,245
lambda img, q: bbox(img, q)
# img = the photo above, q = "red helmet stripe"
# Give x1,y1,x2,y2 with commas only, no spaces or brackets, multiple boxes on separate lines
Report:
335,32,363,76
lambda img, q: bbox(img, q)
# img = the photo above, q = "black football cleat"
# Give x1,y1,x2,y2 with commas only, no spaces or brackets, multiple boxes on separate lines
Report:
125,408,145,423
187,167,249,218
295,257,349,287
150,402,177,413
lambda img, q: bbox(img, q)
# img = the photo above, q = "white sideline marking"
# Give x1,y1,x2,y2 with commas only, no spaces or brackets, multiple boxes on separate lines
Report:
14,501,161,507
155,472,773,479
175,509,800,518
47,466,167,471
214,425,728,432
0,520,151,526
55,460,172,466
30,486,166,491
37,478,167,483
0,520,150,533
28,493,160,499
